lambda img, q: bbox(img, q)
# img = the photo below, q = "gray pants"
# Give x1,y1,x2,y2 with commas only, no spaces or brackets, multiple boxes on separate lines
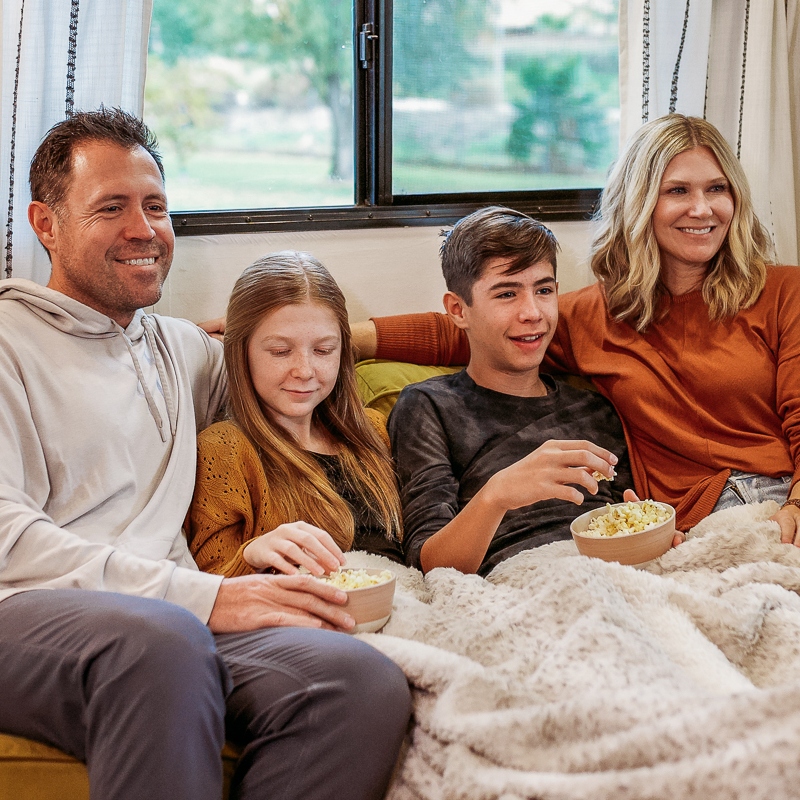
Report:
0,589,411,800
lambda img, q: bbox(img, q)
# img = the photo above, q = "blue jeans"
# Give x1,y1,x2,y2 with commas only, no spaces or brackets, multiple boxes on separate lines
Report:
712,471,791,512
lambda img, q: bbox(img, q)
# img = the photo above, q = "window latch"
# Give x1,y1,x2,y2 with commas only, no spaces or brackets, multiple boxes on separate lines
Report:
359,23,378,69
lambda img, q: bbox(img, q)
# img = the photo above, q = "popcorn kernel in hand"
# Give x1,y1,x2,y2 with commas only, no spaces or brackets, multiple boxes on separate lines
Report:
592,468,615,482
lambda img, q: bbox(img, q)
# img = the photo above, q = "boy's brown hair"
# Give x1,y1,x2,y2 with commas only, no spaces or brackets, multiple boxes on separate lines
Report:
440,206,559,304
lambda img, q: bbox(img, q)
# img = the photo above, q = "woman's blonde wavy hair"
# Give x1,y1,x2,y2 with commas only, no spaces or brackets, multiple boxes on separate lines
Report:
591,114,773,331
224,251,402,551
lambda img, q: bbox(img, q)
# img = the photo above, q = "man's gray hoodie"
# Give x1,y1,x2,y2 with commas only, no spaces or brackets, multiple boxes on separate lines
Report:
0,279,227,621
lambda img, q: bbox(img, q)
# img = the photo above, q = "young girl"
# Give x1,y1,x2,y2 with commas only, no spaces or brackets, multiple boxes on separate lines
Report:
186,251,403,578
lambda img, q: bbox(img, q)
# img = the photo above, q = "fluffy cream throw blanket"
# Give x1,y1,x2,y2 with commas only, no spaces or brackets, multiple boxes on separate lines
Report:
347,501,800,800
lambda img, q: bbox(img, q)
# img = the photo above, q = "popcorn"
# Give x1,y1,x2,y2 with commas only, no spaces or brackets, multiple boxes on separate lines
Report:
592,469,615,481
583,500,671,538
318,568,393,590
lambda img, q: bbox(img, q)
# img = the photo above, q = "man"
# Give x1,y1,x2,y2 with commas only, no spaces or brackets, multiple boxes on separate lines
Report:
387,207,636,575
0,108,410,800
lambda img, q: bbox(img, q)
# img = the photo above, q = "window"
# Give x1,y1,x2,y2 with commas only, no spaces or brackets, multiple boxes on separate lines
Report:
144,0,619,233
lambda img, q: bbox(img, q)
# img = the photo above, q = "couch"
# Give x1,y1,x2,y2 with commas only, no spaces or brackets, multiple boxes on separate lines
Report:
0,736,241,800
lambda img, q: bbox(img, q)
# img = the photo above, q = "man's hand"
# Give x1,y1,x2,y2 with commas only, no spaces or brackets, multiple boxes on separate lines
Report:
208,573,354,633
198,316,226,342
484,439,619,510
772,502,800,546
243,521,346,576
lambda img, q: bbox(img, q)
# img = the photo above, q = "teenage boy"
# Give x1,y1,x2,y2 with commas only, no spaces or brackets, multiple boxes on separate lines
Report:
388,206,635,575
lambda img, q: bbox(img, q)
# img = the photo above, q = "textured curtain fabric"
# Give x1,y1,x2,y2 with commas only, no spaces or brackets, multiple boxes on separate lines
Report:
0,0,152,283
619,0,800,265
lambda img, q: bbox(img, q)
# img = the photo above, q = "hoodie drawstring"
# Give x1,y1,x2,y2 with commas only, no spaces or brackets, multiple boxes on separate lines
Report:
121,319,177,442
143,318,178,438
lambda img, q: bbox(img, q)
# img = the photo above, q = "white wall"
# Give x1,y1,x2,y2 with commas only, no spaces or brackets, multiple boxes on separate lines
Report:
153,220,596,323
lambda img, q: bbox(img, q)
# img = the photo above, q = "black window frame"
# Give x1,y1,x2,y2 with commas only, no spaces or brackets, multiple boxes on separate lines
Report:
169,0,603,237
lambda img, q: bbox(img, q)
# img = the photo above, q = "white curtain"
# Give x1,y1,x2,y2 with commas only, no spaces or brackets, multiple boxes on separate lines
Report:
0,0,153,284
619,0,800,266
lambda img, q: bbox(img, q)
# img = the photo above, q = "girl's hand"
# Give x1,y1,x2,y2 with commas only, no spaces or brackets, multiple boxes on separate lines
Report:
243,521,346,576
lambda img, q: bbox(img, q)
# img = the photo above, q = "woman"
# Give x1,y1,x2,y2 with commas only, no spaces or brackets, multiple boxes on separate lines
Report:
187,251,403,578
361,115,800,540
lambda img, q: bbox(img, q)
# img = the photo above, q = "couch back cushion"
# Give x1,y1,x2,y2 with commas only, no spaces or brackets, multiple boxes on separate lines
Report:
355,360,461,417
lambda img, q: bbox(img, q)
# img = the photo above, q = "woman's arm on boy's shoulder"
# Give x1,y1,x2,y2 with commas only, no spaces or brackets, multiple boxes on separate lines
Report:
352,312,470,365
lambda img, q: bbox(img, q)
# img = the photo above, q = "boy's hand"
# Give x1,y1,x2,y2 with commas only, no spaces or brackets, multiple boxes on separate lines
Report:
620,489,685,548
484,439,618,510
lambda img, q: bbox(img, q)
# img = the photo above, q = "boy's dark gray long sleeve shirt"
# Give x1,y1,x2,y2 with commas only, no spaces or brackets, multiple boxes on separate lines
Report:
389,370,633,575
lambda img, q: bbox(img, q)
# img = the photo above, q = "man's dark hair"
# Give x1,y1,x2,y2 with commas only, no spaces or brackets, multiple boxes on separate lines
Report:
440,206,559,304
29,107,164,212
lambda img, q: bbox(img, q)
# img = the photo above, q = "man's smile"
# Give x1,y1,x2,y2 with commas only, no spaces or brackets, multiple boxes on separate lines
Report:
119,257,157,265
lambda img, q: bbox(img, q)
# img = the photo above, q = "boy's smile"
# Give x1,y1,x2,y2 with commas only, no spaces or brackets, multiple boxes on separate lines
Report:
446,257,558,397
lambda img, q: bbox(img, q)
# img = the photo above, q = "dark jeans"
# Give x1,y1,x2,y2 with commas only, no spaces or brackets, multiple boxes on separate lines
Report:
0,589,411,800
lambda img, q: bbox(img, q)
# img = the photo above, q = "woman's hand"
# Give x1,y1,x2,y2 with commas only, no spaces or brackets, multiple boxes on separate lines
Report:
197,316,226,342
243,521,346,576
772,503,800,546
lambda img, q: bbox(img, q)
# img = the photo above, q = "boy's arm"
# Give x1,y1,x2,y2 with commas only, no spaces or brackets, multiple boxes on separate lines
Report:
388,386,465,570
418,441,619,573
390,386,618,575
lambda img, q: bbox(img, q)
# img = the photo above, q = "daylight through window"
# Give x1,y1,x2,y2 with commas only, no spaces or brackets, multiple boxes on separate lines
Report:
144,0,619,217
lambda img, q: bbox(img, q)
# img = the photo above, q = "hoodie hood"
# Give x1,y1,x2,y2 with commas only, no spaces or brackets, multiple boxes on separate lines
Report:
0,278,136,337
0,278,174,439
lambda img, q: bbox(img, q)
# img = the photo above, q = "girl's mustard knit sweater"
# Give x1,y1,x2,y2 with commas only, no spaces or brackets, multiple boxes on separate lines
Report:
185,409,390,577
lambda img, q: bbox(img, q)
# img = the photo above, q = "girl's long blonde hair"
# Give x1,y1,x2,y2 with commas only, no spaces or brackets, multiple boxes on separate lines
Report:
591,114,774,331
224,251,402,550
